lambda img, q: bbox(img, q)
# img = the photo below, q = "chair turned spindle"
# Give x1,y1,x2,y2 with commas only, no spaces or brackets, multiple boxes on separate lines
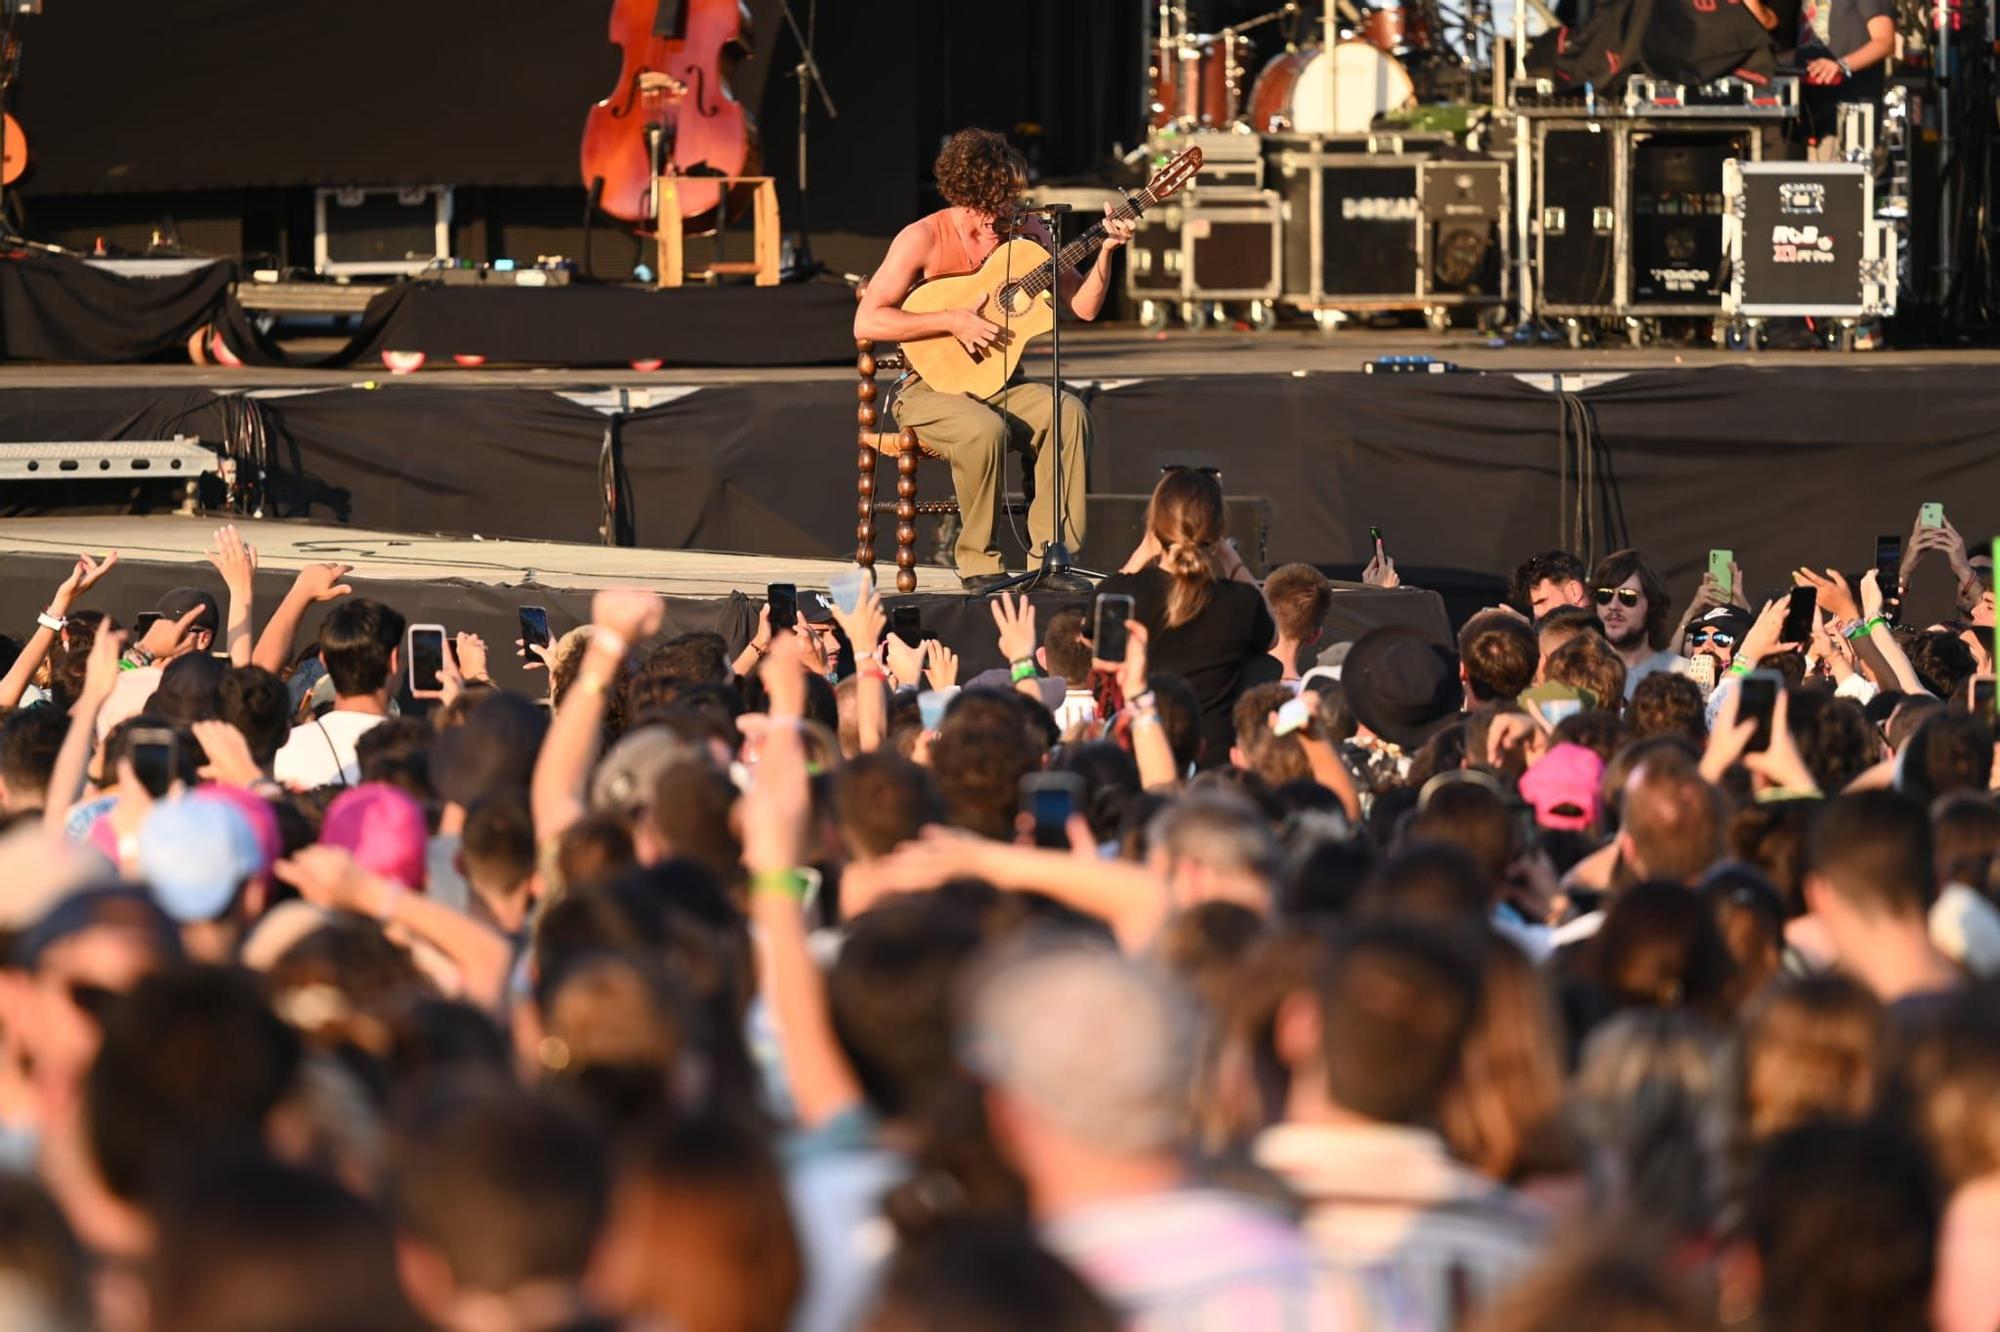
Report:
853,338,952,594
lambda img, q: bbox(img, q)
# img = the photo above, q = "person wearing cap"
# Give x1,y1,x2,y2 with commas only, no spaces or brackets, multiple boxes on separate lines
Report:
964,943,1326,1329
94,586,222,743
1338,626,1463,802
1684,604,1752,676
136,792,269,962
273,598,407,791
1519,742,1607,837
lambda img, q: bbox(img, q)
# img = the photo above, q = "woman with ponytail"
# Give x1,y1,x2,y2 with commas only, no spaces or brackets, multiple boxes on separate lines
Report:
1096,468,1276,768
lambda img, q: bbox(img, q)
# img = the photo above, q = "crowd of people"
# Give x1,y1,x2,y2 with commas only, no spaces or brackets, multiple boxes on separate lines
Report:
0,475,1996,1332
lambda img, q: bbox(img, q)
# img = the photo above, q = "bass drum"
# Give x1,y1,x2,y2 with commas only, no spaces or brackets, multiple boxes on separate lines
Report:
1244,43,1415,136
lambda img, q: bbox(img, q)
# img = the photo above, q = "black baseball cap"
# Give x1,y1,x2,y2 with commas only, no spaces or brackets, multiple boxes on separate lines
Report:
155,586,221,634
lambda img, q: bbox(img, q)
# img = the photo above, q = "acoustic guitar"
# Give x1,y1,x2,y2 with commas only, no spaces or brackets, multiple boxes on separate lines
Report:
899,147,1203,400
1,114,24,187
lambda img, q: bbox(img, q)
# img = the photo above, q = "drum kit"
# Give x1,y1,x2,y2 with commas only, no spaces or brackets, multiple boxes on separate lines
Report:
1146,0,1484,136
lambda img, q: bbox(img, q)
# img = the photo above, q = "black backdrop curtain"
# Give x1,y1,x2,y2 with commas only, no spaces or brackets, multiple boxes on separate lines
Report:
16,2,1144,239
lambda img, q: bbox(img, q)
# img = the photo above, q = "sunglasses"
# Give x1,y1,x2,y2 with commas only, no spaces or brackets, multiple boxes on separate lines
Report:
1159,464,1223,481
1688,628,1736,646
1593,587,1642,608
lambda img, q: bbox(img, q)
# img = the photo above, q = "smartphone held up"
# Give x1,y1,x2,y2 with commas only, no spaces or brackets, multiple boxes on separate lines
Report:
1093,593,1135,665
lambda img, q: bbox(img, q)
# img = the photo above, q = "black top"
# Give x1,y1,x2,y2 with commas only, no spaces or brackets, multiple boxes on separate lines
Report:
1095,566,1277,766
1798,0,1894,98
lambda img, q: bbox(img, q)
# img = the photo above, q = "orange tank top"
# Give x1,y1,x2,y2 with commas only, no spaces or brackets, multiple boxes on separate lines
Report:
923,208,978,279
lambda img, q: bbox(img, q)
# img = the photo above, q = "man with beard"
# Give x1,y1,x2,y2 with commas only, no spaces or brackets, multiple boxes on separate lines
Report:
1592,549,1687,698
1685,605,1752,674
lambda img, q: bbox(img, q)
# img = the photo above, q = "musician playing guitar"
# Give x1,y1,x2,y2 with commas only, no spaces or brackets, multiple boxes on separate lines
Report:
854,129,1135,594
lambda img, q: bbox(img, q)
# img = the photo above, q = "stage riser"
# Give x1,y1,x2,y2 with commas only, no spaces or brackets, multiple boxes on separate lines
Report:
2,366,1995,631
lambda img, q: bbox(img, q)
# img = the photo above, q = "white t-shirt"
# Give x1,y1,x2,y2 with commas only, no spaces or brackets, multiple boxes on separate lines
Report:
273,711,387,790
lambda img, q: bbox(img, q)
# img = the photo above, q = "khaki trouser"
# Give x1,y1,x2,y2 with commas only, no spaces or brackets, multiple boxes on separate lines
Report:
891,376,1090,577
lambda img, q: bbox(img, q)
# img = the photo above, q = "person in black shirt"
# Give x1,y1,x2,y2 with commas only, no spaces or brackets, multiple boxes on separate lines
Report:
1746,0,1896,153
1095,468,1276,768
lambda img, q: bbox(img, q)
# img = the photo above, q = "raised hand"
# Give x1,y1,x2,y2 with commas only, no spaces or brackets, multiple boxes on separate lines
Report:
191,719,264,787
204,524,258,597
1735,597,1797,670
827,575,886,666
1860,567,1886,620
1795,567,1860,623
81,625,128,704
50,551,119,616
290,562,354,604
925,641,960,691
138,603,210,661
885,632,926,691
591,588,664,645
1116,620,1151,701
1363,550,1401,589
759,628,810,721
991,590,1038,664
275,844,392,917
455,632,490,684
1941,517,1978,589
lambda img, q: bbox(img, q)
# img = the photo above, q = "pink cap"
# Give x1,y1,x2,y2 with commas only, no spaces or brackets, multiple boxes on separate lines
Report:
1518,743,1606,833
319,783,428,891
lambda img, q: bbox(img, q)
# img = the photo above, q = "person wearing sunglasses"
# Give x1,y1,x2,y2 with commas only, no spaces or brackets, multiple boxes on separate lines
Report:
1590,550,1688,699
1684,605,1752,673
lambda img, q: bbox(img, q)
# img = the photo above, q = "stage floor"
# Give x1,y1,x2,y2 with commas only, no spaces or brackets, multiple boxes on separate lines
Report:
7,323,2000,390
0,515,964,598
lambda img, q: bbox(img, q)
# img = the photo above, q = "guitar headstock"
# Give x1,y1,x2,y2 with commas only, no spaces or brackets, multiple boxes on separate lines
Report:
1146,147,1204,203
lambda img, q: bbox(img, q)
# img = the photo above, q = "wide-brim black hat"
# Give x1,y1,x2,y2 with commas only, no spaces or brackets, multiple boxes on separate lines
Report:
1340,625,1462,751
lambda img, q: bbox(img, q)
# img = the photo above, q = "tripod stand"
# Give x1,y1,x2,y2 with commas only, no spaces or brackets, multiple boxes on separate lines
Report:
989,202,1102,594
777,0,836,278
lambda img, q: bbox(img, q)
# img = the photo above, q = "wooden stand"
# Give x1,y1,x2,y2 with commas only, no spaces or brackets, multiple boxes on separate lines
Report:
654,176,782,289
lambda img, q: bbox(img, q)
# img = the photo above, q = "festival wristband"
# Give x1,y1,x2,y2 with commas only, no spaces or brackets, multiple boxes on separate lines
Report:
1009,658,1038,683
1846,616,1886,640
1727,661,1752,678
1129,689,1158,710
36,611,64,633
750,867,813,902
590,627,630,657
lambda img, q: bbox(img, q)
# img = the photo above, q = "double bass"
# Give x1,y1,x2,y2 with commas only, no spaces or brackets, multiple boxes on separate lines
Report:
580,0,760,230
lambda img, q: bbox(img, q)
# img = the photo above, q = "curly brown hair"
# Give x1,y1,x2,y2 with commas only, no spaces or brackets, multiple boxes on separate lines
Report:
933,128,1028,216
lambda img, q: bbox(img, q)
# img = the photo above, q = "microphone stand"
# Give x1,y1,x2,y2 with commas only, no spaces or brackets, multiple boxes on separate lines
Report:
777,0,837,278
990,202,1103,594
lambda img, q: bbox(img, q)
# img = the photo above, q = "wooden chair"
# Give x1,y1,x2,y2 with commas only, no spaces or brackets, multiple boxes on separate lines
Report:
854,339,957,593
854,337,1031,592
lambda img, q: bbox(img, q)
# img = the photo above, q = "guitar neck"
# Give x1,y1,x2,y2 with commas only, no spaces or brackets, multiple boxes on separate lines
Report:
1020,186,1160,298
